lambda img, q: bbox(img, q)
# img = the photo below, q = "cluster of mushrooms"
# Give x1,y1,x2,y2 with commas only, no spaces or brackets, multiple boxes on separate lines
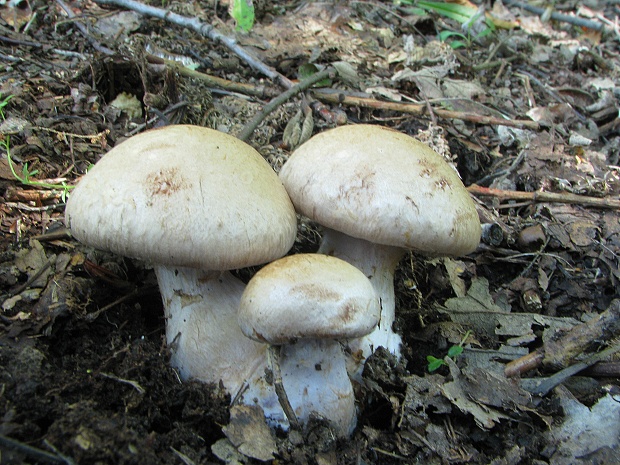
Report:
65,124,481,438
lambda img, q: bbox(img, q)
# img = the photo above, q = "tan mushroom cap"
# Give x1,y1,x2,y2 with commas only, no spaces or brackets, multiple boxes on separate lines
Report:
238,254,380,344
66,125,297,270
279,124,481,256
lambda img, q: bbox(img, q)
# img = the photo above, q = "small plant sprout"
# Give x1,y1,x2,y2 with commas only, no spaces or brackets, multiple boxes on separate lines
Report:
1,135,74,202
427,330,472,372
398,1,496,49
0,95,74,201
0,94,13,119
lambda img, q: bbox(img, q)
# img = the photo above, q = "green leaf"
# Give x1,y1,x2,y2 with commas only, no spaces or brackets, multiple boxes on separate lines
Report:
438,30,467,41
298,63,332,87
427,356,445,372
417,1,479,24
230,0,255,32
447,40,467,50
447,345,464,358
477,26,494,39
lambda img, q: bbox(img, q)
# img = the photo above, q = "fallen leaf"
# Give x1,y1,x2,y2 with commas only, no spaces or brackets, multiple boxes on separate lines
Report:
223,404,276,462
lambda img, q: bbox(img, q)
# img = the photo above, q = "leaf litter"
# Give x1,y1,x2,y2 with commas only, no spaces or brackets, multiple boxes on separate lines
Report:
0,0,620,463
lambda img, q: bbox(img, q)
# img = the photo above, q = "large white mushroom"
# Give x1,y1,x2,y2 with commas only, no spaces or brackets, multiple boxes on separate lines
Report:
65,125,297,395
279,124,481,364
237,254,380,437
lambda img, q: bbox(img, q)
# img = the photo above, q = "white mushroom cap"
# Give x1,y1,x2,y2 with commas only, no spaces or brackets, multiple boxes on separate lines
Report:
66,125,297,270
279,124,481,256
238,254,380,344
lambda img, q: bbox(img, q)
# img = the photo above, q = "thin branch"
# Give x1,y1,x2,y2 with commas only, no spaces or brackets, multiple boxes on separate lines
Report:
5,259,53,298
506,299,620,380
146,55,279,98
0,434,74,465
84,285,157,322
312,89,541,130
94,0,293,89
467,184,620,210
268,345,301,430
237,68,336,142
529,343,620,396
99,372,146,394
55,0,115,55
503,0,608,33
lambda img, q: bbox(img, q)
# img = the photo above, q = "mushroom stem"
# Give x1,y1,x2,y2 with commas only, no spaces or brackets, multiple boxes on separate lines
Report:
154,265,266,394
318,228,405,360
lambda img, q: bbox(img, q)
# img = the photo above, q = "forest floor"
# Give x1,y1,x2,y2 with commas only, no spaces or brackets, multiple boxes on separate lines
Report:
1,1,620,464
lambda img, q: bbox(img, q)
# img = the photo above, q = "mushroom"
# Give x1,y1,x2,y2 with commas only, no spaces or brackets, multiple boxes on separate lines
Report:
279,125,481,363
237,253,380,437
65,125,297,395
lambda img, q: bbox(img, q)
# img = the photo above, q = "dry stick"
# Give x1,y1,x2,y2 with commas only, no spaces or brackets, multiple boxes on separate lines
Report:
0,434,73,465
4,259,53,298
55,0,115,55
311,90,541,130
268,345,301,430
506,300,620,379
94,0,293,89
237,68,336,142
468,184,620,210
503,0,608,33
146,55,280,99
529,344,620,397
84,285,157,322
0,34,42,48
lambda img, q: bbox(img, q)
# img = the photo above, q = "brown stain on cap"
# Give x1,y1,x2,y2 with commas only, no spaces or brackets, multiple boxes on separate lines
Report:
146,167,189,197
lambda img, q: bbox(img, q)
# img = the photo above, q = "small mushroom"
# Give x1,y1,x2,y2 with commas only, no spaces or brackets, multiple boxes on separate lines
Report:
237,254,380,437
65,125,297,394
279,125,481,364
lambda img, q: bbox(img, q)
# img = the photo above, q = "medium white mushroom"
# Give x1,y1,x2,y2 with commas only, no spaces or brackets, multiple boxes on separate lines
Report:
237,254,380,437
279,124,481,364
65,125,297,395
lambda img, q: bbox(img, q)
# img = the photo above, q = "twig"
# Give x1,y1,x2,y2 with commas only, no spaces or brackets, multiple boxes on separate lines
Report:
582,361,620,377
5,258,53,298
514,69,587,123
506,299,620,378
503,0,609,33
32,228,72,242
99,372,146,394
370,447,407,460
55,0,115,55
0,434,74,465
528,343,620,397
311,89,541,130
475,150,526,186
0,35,42,48
268,345,301,430
84,285,157,322
94,0,293,89
146,55,279,98
472,54,522,72
237,67,336,142
467,184,620,209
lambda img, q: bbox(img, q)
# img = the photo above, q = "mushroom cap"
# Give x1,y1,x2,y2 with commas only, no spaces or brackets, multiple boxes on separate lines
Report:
238,254,380,344
279,124,481,256
66,125,297,270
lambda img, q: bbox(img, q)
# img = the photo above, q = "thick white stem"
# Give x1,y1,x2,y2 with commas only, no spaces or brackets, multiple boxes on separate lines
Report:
241,340,356,437
318,228,406,360
154,265,267,395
